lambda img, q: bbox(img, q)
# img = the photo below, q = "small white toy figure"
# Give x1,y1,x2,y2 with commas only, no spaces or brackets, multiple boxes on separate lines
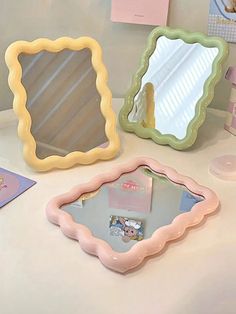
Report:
225,0,236,12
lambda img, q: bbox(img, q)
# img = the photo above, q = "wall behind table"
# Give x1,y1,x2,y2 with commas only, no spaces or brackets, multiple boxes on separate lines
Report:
0,0,235,111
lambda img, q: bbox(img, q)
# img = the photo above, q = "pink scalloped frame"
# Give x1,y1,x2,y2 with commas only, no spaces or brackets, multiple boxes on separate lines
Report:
46,157,219,273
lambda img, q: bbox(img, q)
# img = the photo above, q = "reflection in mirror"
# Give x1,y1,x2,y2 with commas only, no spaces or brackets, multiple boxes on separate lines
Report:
19,49,107,158
61,166,204,253
119,27,228,151
128,36,219,140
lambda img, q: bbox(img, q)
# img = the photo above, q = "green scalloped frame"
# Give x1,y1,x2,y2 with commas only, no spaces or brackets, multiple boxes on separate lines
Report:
119,27,229,150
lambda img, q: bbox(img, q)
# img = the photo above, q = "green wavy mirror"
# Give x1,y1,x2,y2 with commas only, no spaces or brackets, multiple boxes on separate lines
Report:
119,27,228,150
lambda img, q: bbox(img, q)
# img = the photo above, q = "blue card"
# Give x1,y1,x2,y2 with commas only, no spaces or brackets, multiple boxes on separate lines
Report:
0,168,36,208
179,191,203,212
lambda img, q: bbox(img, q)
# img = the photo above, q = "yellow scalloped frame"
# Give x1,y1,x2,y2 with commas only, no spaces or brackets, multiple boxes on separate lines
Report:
5,37,120,171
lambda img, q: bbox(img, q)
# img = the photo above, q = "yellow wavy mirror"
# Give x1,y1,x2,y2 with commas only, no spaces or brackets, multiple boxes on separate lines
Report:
5,37,120,171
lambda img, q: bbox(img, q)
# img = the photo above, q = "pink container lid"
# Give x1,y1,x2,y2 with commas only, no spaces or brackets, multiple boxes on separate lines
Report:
209,155,236,181
226,66,236,86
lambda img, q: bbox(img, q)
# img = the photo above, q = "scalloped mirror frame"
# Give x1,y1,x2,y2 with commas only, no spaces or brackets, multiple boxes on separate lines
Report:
46,157,219,273
5,37,120,171
119,27,229,150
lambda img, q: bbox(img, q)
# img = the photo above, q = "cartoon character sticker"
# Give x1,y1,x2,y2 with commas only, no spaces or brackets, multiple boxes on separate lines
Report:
109,215,144,243
225,0,236,13
0,176,7,191
0,173,20,203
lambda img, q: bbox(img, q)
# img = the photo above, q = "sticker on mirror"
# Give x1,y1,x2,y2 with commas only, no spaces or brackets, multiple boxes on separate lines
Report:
109,215,144,243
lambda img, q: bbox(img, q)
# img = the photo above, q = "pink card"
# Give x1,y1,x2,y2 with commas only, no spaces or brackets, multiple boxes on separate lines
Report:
111,0,170,26
107,168,153,213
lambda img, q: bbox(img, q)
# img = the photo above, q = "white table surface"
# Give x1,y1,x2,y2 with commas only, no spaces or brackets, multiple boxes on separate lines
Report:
0,99,236,314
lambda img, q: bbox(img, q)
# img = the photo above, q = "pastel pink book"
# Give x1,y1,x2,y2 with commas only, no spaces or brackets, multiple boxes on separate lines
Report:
111,0,169,26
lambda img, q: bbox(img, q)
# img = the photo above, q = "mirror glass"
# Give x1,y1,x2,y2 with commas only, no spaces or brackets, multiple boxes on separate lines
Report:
128,36,219,140
62,166,204,253
19,49,107,158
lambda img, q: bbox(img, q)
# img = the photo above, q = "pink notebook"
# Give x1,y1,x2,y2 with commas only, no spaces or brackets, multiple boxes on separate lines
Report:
111,0,170,26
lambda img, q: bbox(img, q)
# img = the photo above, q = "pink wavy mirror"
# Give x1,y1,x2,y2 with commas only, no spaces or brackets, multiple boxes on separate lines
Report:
46,157,219,273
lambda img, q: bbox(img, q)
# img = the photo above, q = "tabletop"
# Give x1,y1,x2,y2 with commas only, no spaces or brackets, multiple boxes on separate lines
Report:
0,99,236,314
